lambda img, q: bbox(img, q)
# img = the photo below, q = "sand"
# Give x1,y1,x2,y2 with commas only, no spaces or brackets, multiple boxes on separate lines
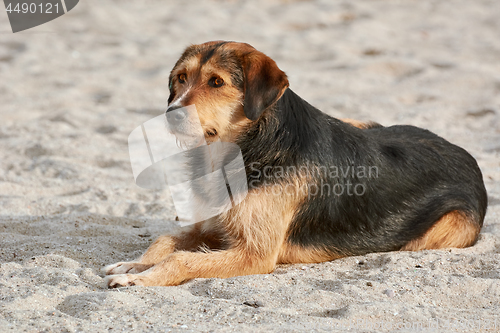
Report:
1,0,499,331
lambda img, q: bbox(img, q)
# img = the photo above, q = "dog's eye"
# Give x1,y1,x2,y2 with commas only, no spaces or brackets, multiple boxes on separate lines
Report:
209,77,224,88
178,73,187,84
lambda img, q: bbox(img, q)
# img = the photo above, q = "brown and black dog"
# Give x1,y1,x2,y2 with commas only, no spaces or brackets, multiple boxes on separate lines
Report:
105,41,487,287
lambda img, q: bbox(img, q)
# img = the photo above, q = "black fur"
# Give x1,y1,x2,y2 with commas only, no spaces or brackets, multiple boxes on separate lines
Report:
238,88,487,255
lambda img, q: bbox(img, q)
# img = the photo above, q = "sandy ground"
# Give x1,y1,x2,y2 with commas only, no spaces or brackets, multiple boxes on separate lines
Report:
1,0,500,332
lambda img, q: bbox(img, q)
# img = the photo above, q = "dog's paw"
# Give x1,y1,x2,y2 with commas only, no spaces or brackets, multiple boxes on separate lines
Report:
103,262,152,275
105,274,147,288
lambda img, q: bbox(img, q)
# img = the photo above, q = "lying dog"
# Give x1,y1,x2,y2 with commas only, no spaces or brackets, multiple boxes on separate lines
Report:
105,41,487,287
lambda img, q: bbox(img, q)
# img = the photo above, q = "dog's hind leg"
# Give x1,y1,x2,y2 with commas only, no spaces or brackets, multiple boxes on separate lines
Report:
400,210,481,251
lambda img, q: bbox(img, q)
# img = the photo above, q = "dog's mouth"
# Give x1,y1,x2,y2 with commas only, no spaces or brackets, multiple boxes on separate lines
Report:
167,125,204,149
165,108,219,147
175,134,205,149
168,127,219,148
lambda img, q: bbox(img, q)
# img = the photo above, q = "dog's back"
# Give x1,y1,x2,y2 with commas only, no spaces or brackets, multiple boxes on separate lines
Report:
239,88,487,257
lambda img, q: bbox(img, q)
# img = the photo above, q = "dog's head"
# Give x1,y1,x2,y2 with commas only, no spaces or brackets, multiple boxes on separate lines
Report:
165,41,289,145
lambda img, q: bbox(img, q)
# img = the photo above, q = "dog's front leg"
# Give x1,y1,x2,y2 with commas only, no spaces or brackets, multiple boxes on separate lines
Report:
106,186,303,287
106,247,278,287
103,234,177,276
107,188,302,286
104,220,224,275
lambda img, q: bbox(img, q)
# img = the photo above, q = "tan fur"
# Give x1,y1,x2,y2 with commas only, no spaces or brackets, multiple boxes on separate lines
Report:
401,211,481,251
340,118,374,129
278,243,343,264
139,222,225,263
341,118,366,128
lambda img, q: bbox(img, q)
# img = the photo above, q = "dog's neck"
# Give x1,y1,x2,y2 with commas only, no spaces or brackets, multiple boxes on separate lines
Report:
237,88,355,169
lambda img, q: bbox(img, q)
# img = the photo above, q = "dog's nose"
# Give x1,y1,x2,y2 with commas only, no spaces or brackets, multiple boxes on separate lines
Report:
166,105,187,125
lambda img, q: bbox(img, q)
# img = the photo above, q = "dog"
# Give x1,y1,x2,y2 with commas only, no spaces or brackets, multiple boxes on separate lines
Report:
105,41,487,287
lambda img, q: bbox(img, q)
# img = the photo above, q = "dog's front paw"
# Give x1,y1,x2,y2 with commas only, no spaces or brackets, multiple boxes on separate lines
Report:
103,262,151,275
105,274,148,288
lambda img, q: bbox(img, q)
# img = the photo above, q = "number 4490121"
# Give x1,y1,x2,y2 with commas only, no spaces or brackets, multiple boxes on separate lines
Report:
6,2,61,14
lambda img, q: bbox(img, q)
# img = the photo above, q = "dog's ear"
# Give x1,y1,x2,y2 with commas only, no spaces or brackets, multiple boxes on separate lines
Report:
243,51,289,121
